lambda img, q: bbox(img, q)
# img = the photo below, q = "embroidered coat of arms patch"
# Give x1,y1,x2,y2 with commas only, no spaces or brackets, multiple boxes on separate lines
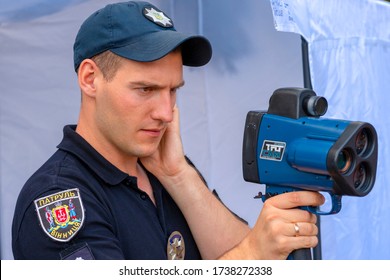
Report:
34,188,84,242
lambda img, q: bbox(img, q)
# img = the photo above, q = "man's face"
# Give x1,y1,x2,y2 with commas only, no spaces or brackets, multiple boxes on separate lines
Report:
93,51,184,160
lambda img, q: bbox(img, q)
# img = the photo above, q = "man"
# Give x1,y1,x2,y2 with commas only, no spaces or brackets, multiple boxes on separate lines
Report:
12,1,323,260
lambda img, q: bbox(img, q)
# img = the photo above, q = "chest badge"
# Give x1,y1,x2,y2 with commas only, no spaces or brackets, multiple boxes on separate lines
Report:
34,188,85,242
167,231,185,260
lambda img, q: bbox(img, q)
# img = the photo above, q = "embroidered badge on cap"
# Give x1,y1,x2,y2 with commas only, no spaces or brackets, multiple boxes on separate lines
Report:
167,231,185,260
34,188,85,242
143,6,173,28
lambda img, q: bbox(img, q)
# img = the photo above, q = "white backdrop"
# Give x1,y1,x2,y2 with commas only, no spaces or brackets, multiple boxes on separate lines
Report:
1,0,387,260
270,0,390,259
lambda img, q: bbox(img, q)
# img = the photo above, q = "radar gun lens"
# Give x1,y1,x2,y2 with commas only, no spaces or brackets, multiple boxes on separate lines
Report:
354,163,367,190
336,149,353,174
356,128,369,156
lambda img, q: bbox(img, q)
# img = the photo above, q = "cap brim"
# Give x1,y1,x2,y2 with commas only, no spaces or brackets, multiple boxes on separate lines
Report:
110,30,212,67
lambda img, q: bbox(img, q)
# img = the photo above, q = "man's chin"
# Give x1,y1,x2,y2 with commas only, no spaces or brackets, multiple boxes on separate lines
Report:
132,145,160,159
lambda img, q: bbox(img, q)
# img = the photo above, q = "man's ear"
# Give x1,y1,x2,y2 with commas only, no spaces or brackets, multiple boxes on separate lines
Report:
78,59,100,98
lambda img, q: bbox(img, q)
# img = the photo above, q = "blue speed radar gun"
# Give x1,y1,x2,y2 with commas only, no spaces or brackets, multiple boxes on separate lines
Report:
242,87,378,259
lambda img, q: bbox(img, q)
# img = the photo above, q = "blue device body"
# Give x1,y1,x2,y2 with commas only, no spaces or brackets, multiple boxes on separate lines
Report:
242,88,377,215
258,113,350,214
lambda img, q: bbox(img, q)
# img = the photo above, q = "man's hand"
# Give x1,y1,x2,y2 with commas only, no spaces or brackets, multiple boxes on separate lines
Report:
141,105,190,183
220,191,324,260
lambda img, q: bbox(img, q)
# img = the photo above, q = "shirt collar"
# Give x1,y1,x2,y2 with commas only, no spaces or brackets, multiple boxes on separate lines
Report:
57,125,130,186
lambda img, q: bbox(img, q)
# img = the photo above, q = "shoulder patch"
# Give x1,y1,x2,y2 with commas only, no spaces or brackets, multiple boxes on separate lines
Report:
34,188,85,242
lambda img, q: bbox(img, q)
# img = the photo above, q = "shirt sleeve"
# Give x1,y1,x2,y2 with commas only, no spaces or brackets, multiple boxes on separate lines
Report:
12,187,125,260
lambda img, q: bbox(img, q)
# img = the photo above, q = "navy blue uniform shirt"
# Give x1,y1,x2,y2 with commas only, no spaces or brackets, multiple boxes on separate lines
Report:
12,125,201,260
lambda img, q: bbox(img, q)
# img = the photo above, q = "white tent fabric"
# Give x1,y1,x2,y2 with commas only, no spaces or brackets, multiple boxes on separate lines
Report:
270,0,390,259
0,0,304,259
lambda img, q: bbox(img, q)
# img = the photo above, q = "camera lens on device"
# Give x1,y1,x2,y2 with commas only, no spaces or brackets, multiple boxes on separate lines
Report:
355,128,369,156
353,163,368,190
336,149,353,174
303,96,328,117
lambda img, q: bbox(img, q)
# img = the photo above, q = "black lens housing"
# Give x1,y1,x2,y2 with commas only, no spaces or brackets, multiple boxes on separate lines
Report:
327,122,377,196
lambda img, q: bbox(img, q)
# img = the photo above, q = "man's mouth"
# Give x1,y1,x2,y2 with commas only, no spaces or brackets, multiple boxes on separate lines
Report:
141,128,164,137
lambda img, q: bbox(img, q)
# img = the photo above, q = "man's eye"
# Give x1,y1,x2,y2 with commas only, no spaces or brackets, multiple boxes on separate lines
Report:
139,87,153,94
171,88,180,95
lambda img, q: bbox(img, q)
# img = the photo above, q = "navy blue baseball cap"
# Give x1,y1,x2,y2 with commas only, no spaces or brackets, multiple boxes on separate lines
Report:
73,1,212,71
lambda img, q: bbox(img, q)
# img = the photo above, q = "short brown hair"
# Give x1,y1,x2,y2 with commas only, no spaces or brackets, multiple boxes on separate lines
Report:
91,50,124,81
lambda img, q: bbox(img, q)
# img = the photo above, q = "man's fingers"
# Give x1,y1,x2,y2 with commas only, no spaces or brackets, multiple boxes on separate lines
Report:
291,235,319,250
288,222,318,237
287,209,317,224
264,191,325,210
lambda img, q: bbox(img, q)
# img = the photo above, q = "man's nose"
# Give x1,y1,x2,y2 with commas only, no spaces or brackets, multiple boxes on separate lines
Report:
151,91,175,123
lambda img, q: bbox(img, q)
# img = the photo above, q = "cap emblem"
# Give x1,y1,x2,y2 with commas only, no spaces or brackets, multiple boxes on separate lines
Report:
143,7,173,28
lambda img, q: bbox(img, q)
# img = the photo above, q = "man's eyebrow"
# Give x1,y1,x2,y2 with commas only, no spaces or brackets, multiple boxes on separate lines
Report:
130,80,185,89
175,80,185,89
